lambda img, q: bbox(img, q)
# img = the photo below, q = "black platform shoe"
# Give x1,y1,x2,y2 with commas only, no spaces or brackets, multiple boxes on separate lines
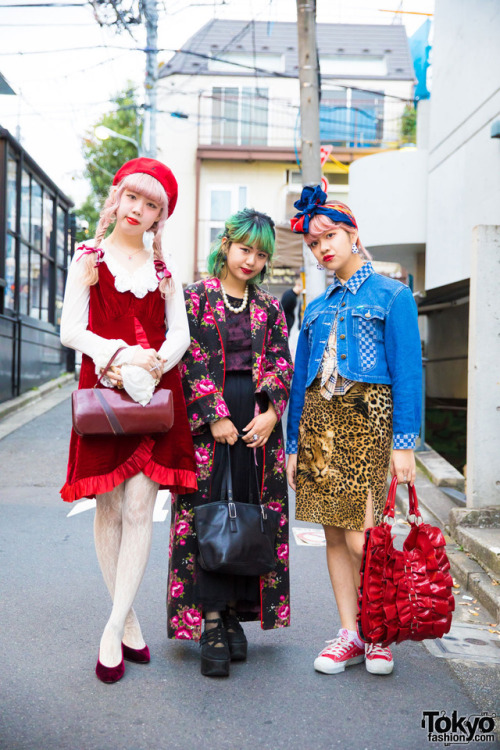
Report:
200,618,230,677
222,609,248,662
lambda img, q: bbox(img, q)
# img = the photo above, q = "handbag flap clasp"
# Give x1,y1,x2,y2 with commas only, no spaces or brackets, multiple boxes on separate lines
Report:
228,502,237,519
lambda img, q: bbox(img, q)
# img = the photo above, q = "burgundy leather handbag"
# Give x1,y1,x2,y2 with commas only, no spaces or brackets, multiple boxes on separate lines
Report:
72,349,174,437
357,477,455,647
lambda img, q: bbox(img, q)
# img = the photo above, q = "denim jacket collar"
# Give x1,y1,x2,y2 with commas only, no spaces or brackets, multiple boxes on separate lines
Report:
326,261,375,297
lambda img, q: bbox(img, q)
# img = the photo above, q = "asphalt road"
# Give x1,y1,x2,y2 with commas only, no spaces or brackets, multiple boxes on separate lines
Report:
1,396,498,750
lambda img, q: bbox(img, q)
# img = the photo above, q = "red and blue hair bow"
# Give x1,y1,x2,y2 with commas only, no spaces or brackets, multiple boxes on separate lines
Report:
290,184,357,234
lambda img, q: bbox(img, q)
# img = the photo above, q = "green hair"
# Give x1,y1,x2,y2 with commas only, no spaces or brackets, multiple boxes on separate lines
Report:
207,208,275,284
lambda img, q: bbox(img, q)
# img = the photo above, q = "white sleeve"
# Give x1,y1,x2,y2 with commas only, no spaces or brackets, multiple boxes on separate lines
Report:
157,258,190,372
60,250,141,371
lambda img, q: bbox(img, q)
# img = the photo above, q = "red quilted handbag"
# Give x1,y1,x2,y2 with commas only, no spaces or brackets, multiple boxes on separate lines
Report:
357,477,455,647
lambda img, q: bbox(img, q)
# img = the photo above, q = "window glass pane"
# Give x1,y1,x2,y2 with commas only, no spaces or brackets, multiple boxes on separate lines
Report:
30,251,41,318
212,87,222,144
222,88,238,145
31,180,42,249
56,268,65,326
238,186,247,210
210,226,222,245
43,192,53,258
7,158,17,232
241,88,268,146
19,243,29,315
4,234,16,310
56,207,66,266
20,170,30,240
210,190,231,221
40,255,51,322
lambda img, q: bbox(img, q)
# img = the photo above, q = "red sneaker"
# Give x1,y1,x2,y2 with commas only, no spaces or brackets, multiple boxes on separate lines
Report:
314,629,365,674
365,643,394,675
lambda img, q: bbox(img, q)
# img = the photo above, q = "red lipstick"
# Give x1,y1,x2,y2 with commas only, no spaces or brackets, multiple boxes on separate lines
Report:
126,217,140,225
241,268,253,275
323,254,334,262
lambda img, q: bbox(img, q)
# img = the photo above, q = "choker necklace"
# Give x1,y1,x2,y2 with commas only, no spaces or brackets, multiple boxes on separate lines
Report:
220,283,249,314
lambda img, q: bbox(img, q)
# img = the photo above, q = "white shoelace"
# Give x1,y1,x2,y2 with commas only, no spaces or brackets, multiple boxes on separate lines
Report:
366,643,391,658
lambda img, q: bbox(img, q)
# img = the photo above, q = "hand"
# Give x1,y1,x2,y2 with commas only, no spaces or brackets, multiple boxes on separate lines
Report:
286,454,297,491
210,417,239,445
390,449,416,486
130,347,165,377
101,365,123,388
241,402,277,449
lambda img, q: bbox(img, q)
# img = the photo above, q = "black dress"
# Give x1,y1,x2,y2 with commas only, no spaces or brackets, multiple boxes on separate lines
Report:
193,295,262,613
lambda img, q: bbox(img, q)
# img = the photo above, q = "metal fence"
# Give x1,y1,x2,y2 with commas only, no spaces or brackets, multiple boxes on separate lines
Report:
197,88,413,150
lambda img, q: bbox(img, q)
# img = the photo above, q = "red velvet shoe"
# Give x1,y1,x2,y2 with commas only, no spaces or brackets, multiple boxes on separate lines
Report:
122,643,151,664
95,647,125,683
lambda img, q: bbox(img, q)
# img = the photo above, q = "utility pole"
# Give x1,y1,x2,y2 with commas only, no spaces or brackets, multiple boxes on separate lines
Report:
296,0,325,302
142,0,158,157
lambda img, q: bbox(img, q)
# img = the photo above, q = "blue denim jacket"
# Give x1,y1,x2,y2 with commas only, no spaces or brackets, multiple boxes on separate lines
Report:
286,262,422,453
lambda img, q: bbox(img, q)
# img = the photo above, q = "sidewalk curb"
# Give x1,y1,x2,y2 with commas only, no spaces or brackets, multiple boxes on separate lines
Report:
394,483,500,623
0,373,75,422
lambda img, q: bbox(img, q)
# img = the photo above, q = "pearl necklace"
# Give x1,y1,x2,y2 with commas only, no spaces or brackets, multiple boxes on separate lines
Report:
220,283,249,314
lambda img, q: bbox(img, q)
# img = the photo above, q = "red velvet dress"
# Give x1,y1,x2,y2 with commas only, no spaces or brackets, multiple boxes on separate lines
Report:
60,262,197,502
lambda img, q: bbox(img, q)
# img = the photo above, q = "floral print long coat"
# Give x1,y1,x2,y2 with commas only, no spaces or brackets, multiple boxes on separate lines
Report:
167,277,294,640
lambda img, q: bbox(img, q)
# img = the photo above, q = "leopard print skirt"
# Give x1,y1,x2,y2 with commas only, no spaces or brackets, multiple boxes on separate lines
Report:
295,379,393,531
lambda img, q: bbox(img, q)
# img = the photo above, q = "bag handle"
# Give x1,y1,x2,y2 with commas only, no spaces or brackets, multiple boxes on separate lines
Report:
382,476,423,525
221,442,262,507
94,347,127,388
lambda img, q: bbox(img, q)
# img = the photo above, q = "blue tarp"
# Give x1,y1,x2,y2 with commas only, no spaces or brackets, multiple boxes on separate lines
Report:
410,19,431,101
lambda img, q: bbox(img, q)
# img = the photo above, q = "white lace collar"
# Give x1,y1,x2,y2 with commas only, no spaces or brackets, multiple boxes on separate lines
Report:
102,245,159,299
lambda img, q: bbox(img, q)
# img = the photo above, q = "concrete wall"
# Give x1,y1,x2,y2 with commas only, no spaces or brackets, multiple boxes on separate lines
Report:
425,0,500,290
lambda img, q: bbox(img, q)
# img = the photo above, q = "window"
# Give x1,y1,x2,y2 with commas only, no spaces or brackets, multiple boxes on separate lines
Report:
320,88,384,147
2,150,71,323
212,87,268,146
204,184,248,270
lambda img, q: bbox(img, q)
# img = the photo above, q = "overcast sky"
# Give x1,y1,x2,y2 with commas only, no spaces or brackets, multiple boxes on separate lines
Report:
0,0,434,205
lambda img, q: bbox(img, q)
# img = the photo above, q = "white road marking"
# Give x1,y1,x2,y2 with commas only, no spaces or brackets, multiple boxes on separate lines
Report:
292,527,326,546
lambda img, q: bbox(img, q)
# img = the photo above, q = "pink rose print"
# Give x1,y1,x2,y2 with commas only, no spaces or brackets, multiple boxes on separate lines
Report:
276,357,289,371
189,292,200,314
215,300,225,316
215,402,230,418
253,308,267,323
171,581,184,598
204,278,220,290
192,412,199,421
277,604,290,620
175,627,192,640
197,379,217,395
276,448,285,465
191,346,205,362
268,502,282,513
280,515,287,527
271,299,280,310
171,615,179,628
178,362,187,378
175,520,190,535
277,543,289,560
183,609,202,627
195,447,210,465
203,310,215,325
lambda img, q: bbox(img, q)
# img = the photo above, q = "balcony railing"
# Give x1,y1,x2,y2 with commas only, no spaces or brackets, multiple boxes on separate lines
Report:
197,90,413,151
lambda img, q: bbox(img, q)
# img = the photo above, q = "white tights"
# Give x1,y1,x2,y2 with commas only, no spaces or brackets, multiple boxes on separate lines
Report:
94,472,158,667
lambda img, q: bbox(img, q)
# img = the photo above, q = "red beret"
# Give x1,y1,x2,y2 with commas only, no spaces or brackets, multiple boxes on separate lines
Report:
113,157,178,217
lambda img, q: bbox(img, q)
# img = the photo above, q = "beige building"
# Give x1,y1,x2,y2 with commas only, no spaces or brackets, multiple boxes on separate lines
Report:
156,19,415,285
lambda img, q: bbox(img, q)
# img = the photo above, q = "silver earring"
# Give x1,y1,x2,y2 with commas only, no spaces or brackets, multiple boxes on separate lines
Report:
316,263,324,270
351,243,359,254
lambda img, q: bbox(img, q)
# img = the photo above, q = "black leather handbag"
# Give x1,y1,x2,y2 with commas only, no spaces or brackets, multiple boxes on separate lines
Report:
194,444,281,576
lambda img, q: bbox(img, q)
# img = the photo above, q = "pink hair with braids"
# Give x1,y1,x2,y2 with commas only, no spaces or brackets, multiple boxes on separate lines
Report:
81,172,174,297
304,202,372,261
